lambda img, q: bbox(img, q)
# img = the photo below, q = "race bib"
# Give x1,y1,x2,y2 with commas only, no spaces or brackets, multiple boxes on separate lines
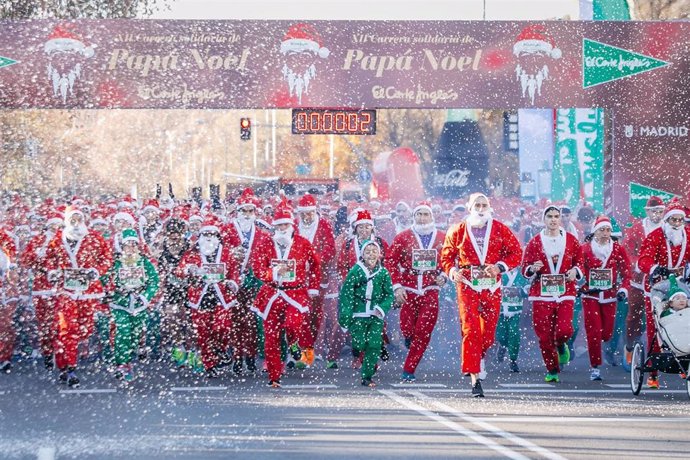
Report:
63,268,88,292
471,266,497,289
589,268,613,290
202,263,226,283
502,286,523,305
271,259,296,283
412,249,437,272
541,274,566,297
119,266,145,290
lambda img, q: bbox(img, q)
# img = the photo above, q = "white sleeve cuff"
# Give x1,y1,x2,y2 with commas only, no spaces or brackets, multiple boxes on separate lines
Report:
649,264,658,276
449,267,459,279
574,267,584,280
308,289,319,297
496,261,509,273
392,283,403,292
618,288,628,297
374,306,386,318
227,280,239,293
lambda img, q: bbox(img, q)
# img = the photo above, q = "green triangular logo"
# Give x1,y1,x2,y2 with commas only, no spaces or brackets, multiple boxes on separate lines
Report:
0,55,18,70
583,39,669,88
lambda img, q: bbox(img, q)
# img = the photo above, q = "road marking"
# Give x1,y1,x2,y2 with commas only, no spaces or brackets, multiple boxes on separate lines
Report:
418,388,687,394
468,416,690,423
390,383,447,388
36,447,56,460
171,386,227,392
59,389,117,394
410,390,567,460
379,389,530,460
499,384,554,388
281,384,338,389
0,390,5,395
605,384,630,388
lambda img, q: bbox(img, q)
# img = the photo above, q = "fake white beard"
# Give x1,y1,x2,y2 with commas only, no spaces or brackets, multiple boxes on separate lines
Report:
199,236,220,256
237,216,255,234
0,249,9,272
273,228,294,247
664,222,684,247
63,223,87,241
412,222,435,235
282,62,316,104
48,62,81,103
466,210,490,228
591,239,613,263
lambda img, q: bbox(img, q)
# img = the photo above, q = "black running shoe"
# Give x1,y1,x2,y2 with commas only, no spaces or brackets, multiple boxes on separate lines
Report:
43,356,54,370
67,373,80,388
471,381,485,398
232,360,243,376
206,367,220,379
58,371,68,384
380,345,390,362
245,357,257,373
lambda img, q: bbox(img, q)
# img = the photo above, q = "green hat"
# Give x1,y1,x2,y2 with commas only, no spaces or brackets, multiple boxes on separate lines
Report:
668,275,687,301
121,228,139,244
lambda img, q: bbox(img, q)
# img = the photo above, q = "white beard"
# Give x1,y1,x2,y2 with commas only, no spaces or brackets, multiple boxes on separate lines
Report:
664,223,684,247
199,236,220,257
466,211,490,228
64,223,87,241
299,217,318,243
273,228,294,247
412,222,435,236
591,239,613,263
48,62,81,103
282,63,317,104
237,216,255,234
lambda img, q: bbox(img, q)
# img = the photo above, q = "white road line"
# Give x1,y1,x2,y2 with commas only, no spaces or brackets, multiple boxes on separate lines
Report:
467,416,690,423
410,390,568,460
59,389,117,394
36,447,56,460
417,388,687,394
605,384,630,388
499,384,554,388
0,390,5,395
281,384,338,389
389,383,447,388
171,386,227,392
379,389,530,460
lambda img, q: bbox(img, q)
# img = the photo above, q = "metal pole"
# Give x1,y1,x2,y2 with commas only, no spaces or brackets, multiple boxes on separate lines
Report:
253,109,258,175
272,109,277,168
329,134,335,178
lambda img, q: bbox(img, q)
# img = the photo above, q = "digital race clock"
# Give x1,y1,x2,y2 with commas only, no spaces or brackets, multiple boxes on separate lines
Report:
291,108,377,135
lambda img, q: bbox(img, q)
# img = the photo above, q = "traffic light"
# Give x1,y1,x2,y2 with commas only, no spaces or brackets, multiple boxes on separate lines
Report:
240,117,251,141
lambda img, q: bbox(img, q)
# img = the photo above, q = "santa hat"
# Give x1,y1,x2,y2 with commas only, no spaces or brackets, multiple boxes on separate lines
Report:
359,239,381,255
237,188,258,210
668,275,688,302
664,198,685,222
200,215,222,234
513,24,561,59
113,211,136,227
63,206,84,224
413,201,433,216
645,196,665,209
142,198,160,214
272,206,295,226
118,195,136,210
353,209,374,228
466,193,490,211
592,215,612,233
189,213,204,224
88,209,108,228
45,211,64,228
395,201,411,212
280,23,330,59
120,228,139,244
43,24,95,58
297,193,317,212
542,204,561,220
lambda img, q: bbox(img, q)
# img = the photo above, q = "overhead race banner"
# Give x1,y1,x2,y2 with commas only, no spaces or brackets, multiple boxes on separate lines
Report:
0,20,687,109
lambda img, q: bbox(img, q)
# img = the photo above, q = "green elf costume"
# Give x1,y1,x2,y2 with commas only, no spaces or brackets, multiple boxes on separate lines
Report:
495,267,529,372
339,240,394,387
106,229,159,381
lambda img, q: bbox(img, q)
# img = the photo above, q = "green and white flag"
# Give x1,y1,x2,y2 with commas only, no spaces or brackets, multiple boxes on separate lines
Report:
629,182,678,219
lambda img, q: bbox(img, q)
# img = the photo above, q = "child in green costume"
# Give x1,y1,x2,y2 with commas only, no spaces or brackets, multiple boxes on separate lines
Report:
339,240,394,387
495,268,529,372
105,229,159,382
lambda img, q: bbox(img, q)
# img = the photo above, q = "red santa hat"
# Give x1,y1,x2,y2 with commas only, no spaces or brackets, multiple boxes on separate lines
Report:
513,24,561,59
663,198,685,222
280,23,330,59
63,205,84,223
592,215,612,233
188,213,203,224
272,206,295,226
88,209,108,228
200,215,222,234
117,195,136,210
466,193,490,211
142,198,160,214
237,188,259,210
413,200,433,216
297,193,317,212
45,211,64,228
395,201,411,213
112,210,136,227
645,196,665,209
353,209,374,228
43,24,95,58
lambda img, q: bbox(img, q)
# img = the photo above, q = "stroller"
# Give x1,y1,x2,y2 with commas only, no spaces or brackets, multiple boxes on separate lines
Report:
630,278,690,398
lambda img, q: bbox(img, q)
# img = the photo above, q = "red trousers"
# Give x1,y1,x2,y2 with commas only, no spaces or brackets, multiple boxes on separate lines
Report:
532,300,574,373
625,287,645,349
0,302,17,362
303,293,324,350
191,306,233,370
457,284,501,374
229,292,258,359
582,298,617,367
34,296,56,357
54,296,97,370
315,295,346,361
400,290,439,374
263,299,309,382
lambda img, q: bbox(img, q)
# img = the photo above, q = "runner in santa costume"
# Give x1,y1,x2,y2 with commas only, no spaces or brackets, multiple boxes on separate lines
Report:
389,201,447,382
636,198,690,388
221,188,273,375
296,193,336,368
621,196,664,369
580,215,631,381
251,205,321,388
45,207,112,387
21,211,63,370
440,193,522,397
177,215,241,378
521,205,583,383
0,228,18,373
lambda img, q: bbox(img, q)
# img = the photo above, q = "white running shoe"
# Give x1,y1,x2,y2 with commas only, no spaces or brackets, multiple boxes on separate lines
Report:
590,368,602,381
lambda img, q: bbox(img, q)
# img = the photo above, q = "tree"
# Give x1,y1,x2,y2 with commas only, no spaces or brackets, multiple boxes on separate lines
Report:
0,0,171,19
631,0,690,19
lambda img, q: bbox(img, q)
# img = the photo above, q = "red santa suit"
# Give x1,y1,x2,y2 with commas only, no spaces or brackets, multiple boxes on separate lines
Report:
636,202,690,355
44,212,112,372
390,205,447,376
580,217,632,368
440,204,523,376
522,228,583,375
177,217,241,370
251,208,321,383
0,229,18,366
